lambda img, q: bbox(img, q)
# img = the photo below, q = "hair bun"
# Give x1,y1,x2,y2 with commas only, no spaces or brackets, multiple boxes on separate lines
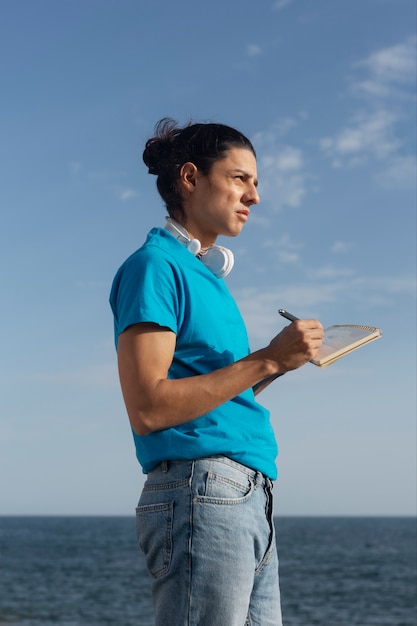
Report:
142,118,179,176
142,138,172,175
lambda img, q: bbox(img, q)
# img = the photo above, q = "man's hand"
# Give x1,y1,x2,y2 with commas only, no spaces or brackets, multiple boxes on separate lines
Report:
117,318,324,434
267,319,324,373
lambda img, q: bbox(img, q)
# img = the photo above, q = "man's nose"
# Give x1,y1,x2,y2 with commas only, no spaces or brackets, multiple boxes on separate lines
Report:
244,183,260,206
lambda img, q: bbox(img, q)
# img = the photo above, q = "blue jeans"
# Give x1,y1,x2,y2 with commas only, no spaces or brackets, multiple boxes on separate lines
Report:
136,455,283,626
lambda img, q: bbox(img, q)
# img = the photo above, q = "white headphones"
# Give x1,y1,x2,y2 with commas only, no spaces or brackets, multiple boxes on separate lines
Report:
164,218,234,279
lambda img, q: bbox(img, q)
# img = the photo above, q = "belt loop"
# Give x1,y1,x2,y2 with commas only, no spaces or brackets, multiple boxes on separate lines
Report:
255,471,264,488
161,460,169,473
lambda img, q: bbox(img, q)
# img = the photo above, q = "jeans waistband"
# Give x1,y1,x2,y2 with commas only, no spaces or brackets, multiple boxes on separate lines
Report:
155,455,273,489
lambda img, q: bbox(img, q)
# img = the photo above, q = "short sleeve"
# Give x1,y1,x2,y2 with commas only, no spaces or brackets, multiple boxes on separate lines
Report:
110,246,182,339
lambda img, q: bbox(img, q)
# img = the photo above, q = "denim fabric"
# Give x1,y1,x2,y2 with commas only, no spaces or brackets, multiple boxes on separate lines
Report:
136,456,283,626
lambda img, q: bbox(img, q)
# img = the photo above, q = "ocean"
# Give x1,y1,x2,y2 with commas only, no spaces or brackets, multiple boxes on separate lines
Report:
0,516,415,625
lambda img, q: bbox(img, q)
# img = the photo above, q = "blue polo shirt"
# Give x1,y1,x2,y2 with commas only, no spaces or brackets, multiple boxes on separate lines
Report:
110,228,278,478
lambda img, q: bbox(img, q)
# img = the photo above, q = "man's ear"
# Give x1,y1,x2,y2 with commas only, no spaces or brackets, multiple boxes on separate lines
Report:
179,162,199,193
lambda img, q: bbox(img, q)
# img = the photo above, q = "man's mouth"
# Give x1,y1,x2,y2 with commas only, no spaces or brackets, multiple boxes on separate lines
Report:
236,209,249,221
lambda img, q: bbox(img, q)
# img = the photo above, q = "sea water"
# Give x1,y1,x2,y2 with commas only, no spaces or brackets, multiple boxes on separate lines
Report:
0,516,415,625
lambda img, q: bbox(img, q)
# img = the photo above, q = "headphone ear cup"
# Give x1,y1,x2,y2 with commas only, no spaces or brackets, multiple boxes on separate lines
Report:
164,219,234,277
187,239,201,256
201,246,234,278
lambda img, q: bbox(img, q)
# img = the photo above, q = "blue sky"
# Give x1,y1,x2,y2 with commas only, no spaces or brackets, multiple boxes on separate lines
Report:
1,0,415,516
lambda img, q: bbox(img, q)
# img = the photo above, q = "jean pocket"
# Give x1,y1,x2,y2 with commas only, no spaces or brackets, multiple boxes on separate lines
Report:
195,469,255,504
136,501,174,579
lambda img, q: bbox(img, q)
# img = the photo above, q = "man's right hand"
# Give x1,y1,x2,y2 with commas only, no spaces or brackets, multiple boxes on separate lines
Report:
267,319,324,373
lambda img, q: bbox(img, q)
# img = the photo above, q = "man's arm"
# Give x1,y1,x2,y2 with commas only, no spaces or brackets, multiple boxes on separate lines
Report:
117,320,323,435
252,373,284,396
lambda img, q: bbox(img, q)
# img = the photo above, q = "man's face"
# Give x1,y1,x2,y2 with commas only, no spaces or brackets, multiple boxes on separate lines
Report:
183,148,260,247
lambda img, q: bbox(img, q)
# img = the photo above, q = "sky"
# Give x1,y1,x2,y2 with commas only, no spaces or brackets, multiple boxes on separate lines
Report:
0,0,415,517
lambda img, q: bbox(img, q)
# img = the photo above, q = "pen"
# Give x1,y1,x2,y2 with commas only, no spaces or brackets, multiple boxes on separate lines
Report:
278,309,300,322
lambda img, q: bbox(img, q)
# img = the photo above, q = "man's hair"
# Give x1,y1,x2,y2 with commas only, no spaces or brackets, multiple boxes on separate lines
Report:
142,118,256,222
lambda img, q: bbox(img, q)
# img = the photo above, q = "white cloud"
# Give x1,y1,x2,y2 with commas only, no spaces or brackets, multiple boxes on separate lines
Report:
377,154,417,189
119,188,138,201
263,233,304,264
253,114,304,145
369,275,417,297
258,146,306,210
252,115,311,211
261,166,305,210
272,0,293,10
352,36,417,99
247,213,271,228
320,37,416,183
69,161,82,174
331,241,353,254
307,265,356,280
276,249,300,264
234,271,416,345
320,109,399,165
247,44,262,57
234,284,339,345
271,146,303,171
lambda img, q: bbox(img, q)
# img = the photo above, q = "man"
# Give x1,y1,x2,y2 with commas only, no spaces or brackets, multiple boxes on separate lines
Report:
110,118,323,625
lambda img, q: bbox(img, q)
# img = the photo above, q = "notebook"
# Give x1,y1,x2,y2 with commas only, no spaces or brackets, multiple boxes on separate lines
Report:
311,324,382,367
